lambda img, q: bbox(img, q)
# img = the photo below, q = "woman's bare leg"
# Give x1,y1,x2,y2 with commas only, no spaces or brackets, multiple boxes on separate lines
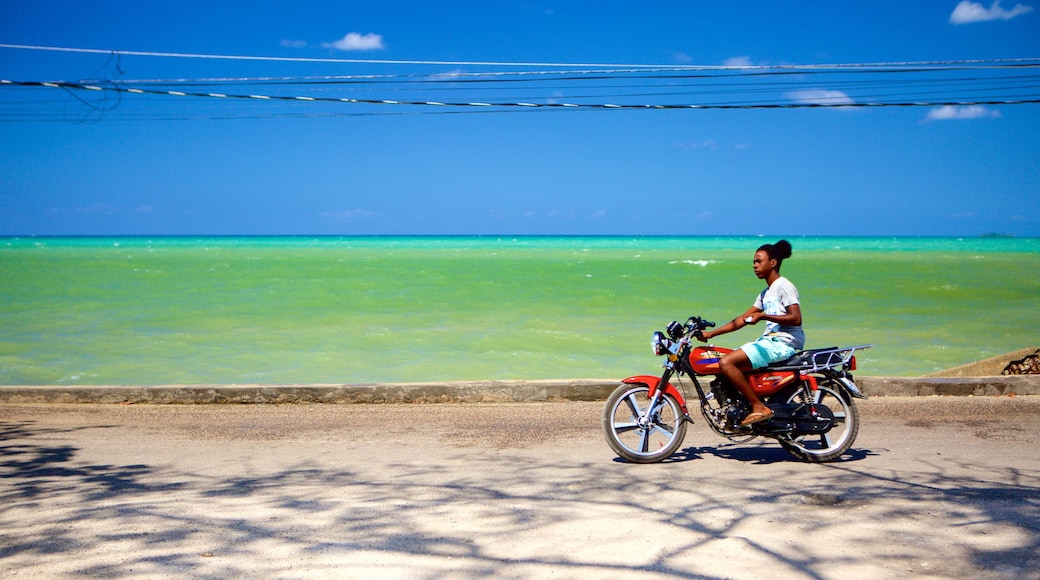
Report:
718,349,772,418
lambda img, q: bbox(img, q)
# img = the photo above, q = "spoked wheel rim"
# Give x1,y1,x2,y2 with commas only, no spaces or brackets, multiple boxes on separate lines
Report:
603,384,687,463
780,381,859,462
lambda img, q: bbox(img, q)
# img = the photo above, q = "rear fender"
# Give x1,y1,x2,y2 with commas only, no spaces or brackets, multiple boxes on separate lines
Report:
835,375,868,399
804,371,868,400
622,375,688,408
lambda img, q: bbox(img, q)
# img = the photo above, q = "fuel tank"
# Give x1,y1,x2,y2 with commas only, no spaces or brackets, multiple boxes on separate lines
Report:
689,346,730,375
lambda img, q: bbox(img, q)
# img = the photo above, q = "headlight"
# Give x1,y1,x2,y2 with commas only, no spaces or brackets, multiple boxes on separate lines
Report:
651,331,673,356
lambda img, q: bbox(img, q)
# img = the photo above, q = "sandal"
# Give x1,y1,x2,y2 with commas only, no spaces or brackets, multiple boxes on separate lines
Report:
740,410,774,427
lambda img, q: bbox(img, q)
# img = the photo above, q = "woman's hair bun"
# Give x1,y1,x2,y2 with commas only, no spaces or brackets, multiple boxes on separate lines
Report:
757,239,793,265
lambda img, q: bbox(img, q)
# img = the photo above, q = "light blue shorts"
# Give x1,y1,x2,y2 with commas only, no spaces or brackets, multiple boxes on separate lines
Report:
740,336,797,369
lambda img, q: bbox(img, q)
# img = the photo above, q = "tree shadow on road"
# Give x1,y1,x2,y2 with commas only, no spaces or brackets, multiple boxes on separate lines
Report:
2,418,1039,579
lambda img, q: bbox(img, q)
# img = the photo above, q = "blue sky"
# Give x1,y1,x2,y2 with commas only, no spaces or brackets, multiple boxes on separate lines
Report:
1,1,1038,236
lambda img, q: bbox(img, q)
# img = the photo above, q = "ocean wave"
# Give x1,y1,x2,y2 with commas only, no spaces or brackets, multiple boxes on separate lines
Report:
669,259,717,267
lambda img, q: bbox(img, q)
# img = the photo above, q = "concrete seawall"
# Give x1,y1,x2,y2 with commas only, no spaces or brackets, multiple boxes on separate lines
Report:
1,375,1038,404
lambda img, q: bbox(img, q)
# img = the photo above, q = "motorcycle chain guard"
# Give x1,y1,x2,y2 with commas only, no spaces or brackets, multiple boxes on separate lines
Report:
752,402,836,435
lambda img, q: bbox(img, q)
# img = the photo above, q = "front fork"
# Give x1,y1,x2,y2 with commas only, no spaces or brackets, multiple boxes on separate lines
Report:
622,370,692,421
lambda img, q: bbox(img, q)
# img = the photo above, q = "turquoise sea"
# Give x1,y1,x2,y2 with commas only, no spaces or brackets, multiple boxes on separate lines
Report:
2,236,1038,385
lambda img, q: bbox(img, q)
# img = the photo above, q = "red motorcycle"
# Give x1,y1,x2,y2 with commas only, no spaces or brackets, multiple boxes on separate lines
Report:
603,316,871,463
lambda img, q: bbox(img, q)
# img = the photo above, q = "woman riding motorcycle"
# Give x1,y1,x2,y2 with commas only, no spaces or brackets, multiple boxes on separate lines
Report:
697,240,803,426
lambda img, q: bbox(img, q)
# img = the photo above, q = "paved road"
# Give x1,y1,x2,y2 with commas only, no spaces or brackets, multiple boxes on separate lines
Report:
2,396,1039,579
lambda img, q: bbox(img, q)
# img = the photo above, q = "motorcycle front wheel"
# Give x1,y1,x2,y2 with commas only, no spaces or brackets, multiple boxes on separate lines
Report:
778,378,859,463
602,383,688,463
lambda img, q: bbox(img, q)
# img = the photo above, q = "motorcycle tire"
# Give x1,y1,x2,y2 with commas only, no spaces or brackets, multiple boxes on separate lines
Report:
778,378,859,463
602,383,688,464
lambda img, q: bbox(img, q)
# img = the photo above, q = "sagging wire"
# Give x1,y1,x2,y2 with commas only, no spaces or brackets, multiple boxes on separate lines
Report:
2,43,1039,120
3,42,1039,71
5,78,1039,111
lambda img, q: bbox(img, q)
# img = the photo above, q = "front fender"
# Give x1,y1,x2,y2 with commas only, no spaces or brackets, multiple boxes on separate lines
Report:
622,375,688,409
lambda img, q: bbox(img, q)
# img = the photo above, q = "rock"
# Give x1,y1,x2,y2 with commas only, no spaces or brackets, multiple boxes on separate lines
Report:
926,347,1040,378
1002,349,1040,375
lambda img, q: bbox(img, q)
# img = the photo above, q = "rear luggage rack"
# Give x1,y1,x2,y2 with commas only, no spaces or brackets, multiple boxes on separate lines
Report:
767,345,872,372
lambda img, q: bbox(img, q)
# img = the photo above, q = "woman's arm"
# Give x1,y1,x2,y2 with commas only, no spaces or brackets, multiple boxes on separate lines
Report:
748,303,801,327
700,306,760,342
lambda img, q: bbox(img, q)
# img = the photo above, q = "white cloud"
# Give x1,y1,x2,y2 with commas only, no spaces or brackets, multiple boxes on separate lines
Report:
925,105,1003,120
547,209,575,219
678,139,719,151
49,203,116,215
280,39,307,49
787,89,855,106
323,32,385,52
723,56,753,68
949,1,1034,24
428,69,466,81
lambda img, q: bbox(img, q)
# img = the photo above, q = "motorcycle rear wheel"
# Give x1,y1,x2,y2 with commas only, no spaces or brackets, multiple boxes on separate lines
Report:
602,383,688,463
778,379,859,463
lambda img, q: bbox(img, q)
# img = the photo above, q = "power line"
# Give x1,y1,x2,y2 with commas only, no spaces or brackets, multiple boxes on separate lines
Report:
0,42,711,69
3,42,1040,71
5,79,1038,113
3,44,1039,120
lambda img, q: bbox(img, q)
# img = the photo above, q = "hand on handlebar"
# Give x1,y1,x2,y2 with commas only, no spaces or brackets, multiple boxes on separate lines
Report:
688,316,716,343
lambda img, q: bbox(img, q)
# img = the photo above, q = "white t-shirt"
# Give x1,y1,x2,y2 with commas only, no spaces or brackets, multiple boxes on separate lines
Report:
753,276,805,349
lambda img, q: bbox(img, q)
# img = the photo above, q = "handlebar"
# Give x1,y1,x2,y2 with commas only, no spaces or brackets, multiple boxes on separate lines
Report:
688,316,716,330
667,316,715,341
